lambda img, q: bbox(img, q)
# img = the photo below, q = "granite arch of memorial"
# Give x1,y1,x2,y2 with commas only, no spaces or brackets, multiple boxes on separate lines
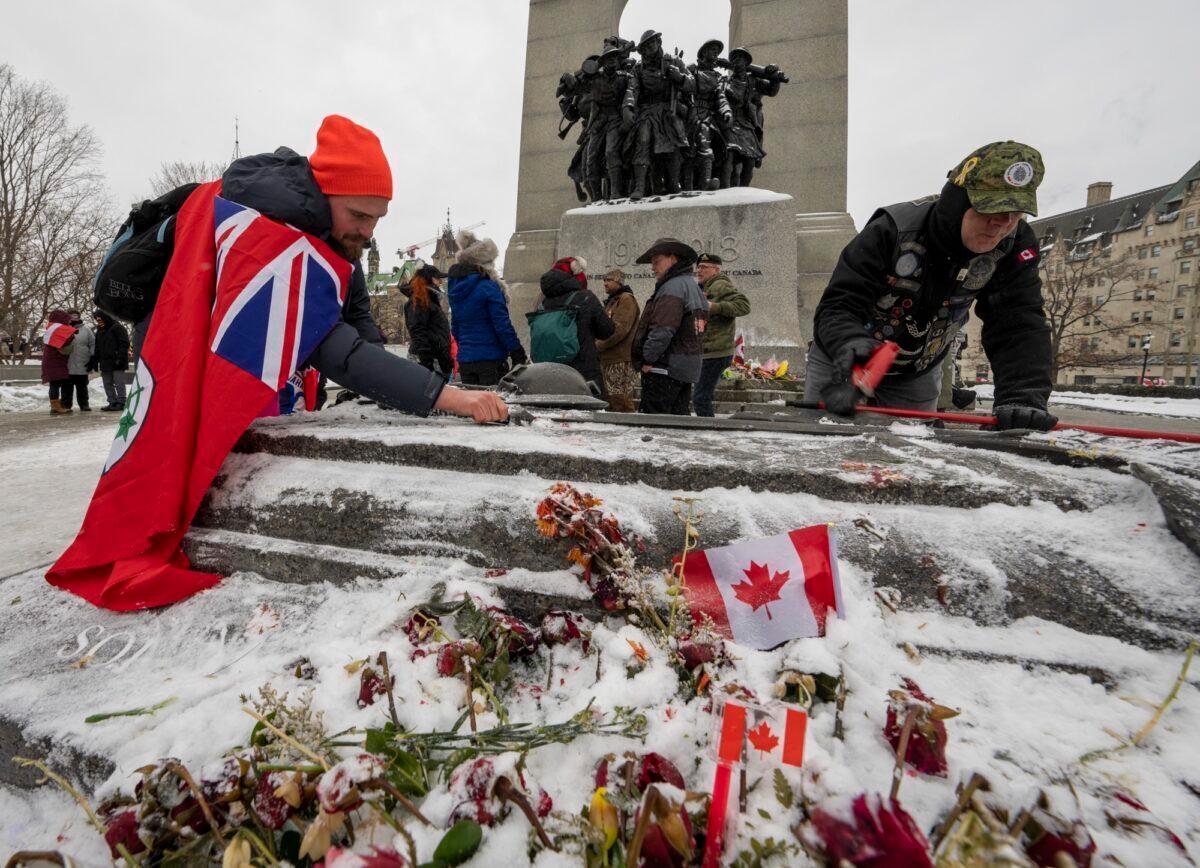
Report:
504,0,856,357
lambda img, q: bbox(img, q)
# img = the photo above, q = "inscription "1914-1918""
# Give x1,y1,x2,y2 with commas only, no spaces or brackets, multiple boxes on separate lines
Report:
601,236,740,267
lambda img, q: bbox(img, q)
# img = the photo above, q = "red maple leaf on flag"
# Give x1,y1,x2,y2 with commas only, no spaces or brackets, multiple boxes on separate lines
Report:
747,721,779,755
731,561,791,620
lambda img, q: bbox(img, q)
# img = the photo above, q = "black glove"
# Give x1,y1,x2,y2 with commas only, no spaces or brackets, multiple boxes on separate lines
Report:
993,404,1058,432
509,346,528,368
830,337,882,386
820,380,861,417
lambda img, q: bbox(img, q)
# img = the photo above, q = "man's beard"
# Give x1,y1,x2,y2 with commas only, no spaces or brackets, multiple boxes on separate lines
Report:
330,233,368,261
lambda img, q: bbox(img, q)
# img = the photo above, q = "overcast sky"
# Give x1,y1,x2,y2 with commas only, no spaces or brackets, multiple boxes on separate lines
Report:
3,0,1199,272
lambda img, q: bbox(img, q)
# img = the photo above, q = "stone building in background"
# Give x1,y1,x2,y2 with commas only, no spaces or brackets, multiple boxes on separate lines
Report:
962,159,1200,387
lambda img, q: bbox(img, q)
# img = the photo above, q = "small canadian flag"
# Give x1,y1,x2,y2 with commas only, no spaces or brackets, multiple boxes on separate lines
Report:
679,525,844,651
711,699,808,769
44,322,77,349
1018,247,1038,262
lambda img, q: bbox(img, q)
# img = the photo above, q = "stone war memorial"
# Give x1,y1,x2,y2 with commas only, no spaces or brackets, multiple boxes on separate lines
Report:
505,0,856,363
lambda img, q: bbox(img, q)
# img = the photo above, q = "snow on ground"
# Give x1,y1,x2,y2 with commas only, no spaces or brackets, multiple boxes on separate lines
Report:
1,407,1199,864
0,378,106,413
975,383,1200,419
0,422,113,575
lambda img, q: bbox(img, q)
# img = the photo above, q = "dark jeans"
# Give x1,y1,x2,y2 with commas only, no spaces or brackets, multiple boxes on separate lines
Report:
639,372,692,415
693,355,731,417
48,378,72,405
70,374,90,409
101,369,127,405
458,359,504,386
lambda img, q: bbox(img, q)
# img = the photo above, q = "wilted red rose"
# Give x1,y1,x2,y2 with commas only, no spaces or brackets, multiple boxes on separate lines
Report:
806,793,933,867
253,771,294,830
884,678,952,777
485,608,541,657
636,753,685,792
103,809,146,859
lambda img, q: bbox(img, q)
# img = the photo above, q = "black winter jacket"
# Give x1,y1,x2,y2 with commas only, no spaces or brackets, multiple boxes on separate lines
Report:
221,148,442,413
814,182,1052,410
536,269,614,386
402,286,453,375
93,319,130,372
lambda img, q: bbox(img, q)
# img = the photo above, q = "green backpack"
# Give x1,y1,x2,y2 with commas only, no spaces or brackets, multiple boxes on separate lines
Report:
527,291,581,364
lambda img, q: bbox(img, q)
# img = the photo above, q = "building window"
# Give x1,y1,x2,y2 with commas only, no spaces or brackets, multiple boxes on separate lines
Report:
1139,248,1149,259
1147,289,1157,300
1175,307,1186,319
1128,336,1138,348
1131,311,1141,322
1187,212,1197,229
1090,337,1101,349
1185,239,1196,252
1144,310,1153,322
1134,289,1143,301
1095,294,1106,304
1182,260,1193,274
1171,334,1182,347
1074,375,1095,385
1149,267,1159,279
1152,244,1162,257
1180,285,1190,297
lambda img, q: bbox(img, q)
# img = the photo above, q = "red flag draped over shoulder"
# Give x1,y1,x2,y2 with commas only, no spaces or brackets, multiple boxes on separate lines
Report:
47,181,351,610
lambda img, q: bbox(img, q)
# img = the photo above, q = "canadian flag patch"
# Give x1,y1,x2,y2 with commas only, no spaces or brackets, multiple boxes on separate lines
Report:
1018,247,1038,262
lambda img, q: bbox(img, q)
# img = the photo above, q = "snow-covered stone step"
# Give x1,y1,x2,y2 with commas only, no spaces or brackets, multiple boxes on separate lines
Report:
232,407,1107,510
195,422,1200,650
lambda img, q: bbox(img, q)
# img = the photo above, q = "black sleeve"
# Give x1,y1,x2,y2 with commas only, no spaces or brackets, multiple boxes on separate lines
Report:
307,321,445,415
589,293,615,340
975,226,1053,410
342,262,385,344
405,303,433,362
813,215,895,355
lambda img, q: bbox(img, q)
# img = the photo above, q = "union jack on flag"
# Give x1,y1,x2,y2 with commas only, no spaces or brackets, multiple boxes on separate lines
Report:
208,196,348,390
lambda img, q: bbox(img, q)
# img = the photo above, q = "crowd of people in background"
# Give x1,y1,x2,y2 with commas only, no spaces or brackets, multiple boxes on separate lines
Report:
397,231,752,417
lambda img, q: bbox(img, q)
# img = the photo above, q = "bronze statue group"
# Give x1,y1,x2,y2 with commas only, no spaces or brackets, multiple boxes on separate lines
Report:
557,30,788,202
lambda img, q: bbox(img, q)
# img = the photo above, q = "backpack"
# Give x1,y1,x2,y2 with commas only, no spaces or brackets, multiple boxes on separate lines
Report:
93,183,201,322
527,291,581,364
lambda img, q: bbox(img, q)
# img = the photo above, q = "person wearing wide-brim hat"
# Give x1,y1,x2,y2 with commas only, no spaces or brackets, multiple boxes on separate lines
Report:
629,238,708,414
721,46,781,188
808,140,1057,432
689,38,732,192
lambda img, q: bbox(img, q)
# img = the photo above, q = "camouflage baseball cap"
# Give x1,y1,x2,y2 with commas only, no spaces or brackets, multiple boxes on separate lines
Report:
947,141,1045,216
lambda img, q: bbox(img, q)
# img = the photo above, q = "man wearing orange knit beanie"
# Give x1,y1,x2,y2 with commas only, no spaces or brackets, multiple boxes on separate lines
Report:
216,114,507,422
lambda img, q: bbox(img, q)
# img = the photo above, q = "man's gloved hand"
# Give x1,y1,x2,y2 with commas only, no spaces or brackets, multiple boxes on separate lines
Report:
993,404,1058,432
509,346,529,368
820,380,861,417
830,337,881,385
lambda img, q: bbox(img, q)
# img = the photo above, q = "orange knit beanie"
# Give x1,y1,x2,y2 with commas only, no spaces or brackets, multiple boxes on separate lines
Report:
309,115,393,199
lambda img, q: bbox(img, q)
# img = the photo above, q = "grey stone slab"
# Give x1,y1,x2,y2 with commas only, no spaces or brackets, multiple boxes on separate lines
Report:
1131,463,1200,558
1,713,115,792
556,190,803,358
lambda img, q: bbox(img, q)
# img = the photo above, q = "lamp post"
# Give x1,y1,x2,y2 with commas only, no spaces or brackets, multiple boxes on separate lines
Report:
1140,335,1152,384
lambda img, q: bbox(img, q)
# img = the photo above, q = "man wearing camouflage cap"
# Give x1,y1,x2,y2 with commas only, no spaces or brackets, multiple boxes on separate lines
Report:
807,141,1057,431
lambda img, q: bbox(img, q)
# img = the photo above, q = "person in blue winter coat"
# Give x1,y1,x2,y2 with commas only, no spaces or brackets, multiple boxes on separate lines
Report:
447,229,527,385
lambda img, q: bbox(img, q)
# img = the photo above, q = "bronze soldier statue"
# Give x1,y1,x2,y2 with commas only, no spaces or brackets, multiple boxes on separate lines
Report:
624,30,694,201
557,55,599,201
718,47,787,188
583,45,634,201
687,38,732,192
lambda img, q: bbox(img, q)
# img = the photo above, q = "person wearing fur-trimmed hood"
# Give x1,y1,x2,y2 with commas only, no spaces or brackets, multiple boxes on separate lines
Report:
447,229,527,385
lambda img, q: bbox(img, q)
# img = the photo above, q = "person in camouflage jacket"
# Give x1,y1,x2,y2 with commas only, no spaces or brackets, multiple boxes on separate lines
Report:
693,253,750,416
808,141,1057,432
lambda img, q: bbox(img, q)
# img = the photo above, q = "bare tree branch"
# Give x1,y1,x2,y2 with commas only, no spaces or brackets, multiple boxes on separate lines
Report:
148,160,225,198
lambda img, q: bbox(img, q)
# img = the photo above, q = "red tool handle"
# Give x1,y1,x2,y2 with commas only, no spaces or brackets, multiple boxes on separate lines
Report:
851,405,1200,444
